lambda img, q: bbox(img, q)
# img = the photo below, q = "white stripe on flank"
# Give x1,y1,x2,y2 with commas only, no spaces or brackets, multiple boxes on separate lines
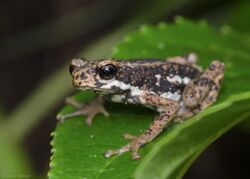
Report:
160,92,181,101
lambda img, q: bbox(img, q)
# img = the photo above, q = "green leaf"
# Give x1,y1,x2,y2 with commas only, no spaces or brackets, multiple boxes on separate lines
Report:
49,18,250,179
226,0,250,33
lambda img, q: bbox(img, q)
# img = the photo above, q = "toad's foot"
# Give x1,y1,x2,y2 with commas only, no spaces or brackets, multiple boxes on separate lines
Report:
104,133,142,159
104,135,142,160
57,96,109,125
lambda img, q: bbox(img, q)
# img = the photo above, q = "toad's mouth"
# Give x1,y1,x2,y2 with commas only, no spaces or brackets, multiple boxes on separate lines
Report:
77,86,124,94
77,86,92,91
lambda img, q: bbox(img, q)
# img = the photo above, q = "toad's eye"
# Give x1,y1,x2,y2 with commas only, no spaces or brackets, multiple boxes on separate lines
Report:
98,64,117,80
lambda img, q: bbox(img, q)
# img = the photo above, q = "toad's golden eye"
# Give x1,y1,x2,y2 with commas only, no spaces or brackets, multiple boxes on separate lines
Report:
98,64,117,80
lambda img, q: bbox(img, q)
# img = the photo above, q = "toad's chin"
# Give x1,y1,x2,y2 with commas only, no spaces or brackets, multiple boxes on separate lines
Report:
96,88,123,93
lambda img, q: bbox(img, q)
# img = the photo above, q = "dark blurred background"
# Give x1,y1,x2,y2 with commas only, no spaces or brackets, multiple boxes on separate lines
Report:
0,0,249,178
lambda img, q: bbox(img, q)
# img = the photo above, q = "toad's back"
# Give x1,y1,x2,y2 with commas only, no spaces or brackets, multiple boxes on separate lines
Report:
116,59,201,95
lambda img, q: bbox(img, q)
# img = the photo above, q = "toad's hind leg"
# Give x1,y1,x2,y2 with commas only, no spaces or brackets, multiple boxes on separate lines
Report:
182,60,224,111
198,61,224,110
104,113,176,160
104,97,179,160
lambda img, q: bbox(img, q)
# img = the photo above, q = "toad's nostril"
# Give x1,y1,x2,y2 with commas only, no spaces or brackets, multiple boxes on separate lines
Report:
69,64,75,74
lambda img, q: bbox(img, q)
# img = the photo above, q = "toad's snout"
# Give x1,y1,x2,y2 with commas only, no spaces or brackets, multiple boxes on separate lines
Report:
71,71,83,87
71,70,96,89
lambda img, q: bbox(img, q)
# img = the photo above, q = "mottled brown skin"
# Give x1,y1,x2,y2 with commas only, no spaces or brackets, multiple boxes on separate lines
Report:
57,53,224,160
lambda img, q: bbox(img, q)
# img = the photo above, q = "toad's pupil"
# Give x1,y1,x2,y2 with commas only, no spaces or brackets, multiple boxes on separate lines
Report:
98,64,117,80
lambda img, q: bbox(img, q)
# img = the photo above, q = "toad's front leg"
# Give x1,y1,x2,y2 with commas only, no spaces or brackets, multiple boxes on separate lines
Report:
104,94,179,160
57,95,109,125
